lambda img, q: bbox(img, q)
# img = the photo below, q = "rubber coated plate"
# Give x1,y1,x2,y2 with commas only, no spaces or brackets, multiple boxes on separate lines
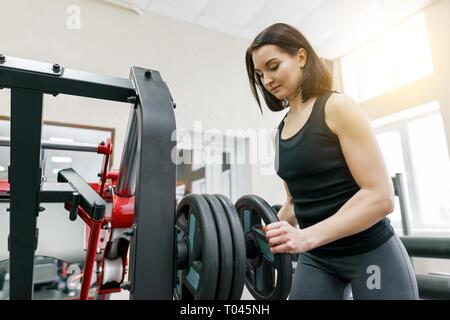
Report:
202,194,234,300
272,204,282,213
174,194,219,300
235,195,292,300
214,194,246,300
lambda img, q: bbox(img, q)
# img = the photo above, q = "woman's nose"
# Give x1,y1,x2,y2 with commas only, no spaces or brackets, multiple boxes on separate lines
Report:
263,76,274,88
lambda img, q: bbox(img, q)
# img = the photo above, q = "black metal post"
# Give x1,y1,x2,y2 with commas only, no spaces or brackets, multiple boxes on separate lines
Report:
127,67,176,299
9,88,44,299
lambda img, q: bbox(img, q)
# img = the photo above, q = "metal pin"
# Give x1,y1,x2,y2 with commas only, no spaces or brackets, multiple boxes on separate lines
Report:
52,63,61,72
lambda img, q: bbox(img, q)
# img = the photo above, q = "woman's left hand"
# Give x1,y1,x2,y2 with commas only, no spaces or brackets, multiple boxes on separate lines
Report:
264,221,314,254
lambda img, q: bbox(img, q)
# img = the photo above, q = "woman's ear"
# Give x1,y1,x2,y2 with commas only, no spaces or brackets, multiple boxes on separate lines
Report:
297,48,307,68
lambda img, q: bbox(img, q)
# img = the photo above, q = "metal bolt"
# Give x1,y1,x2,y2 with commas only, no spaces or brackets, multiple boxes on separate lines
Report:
52,63,61,72
0,54,5,62
100,141,106,146
145,69,152,78
173,102,177,109
127,96,137,104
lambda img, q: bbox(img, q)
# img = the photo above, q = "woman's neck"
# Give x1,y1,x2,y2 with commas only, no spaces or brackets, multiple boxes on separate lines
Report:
287,94,313,114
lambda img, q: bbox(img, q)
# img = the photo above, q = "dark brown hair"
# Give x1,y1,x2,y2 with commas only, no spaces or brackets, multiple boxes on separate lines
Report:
246,23,332,113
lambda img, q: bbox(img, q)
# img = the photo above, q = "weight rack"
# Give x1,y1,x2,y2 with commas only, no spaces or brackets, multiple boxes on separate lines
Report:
0,54,177,299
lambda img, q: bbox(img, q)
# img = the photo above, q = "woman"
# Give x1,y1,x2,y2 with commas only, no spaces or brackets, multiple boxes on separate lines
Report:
245,23,418,300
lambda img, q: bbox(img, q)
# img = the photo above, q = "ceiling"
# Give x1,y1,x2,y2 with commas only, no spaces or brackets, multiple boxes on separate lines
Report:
100,0,435,59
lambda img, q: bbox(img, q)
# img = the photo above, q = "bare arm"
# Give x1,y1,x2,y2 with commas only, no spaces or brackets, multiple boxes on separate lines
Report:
304,93,395,249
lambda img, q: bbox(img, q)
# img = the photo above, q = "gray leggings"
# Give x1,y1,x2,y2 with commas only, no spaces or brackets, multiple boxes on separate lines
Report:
289,234,419,300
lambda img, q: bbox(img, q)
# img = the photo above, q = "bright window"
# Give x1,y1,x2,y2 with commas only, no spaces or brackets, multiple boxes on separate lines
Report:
373,101,450,233
341,12,434,102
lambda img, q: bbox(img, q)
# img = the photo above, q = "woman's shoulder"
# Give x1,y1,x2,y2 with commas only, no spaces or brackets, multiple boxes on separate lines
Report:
325,92,356,110
324,92,360,134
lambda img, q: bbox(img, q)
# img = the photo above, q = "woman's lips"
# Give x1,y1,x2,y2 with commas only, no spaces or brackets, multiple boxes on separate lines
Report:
271,85,281,93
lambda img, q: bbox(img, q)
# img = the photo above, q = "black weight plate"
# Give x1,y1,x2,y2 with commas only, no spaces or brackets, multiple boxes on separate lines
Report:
213,194,246,300
174,194,219,300
272,204,282,213
202,194,234,300
235,195,292,300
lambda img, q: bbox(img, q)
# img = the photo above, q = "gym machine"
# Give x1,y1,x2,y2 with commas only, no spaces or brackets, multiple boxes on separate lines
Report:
0,54,177,300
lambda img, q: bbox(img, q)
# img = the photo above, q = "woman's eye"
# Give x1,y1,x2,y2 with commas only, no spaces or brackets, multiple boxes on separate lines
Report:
270,65,279,71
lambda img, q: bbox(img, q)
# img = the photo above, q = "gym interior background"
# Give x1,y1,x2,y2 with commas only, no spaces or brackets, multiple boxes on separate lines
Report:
0,0,449,300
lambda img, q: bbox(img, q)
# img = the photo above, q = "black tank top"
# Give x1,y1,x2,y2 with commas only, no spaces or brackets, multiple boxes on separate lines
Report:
275,91,394,256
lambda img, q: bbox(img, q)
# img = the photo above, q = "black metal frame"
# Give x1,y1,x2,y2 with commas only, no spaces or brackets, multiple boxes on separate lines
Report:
126,67,176,299
9,88,44,299
0,55,176,299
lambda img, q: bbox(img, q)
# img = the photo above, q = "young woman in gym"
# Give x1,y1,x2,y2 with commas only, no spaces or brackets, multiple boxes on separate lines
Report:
245,23,418,300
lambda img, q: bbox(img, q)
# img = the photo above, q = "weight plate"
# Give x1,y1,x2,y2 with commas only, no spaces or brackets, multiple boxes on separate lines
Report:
235,195,292,300
174,194,219,300
202,194,234,300
213,194,246,300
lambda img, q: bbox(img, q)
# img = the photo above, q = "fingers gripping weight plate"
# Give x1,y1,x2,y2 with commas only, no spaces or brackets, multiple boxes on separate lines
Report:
235,195,292,300
271,204,299,263
202,194,234,300
213,194,246,300
174,194,219,300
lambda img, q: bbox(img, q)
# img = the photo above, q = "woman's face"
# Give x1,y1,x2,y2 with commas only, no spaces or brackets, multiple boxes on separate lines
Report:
252,44,306,100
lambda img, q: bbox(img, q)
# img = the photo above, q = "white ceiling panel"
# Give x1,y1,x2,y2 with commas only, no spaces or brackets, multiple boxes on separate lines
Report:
117,0,149,9
239,0,311,39
197,0,266,28
312,0,435,58
107,0,436,59
147,0,208,22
